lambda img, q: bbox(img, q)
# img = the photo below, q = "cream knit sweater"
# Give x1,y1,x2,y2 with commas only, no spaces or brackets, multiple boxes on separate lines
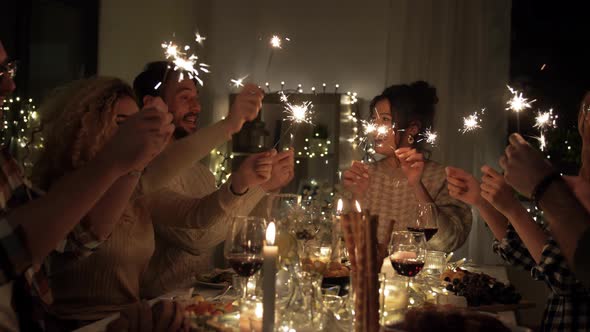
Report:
362,159,472,252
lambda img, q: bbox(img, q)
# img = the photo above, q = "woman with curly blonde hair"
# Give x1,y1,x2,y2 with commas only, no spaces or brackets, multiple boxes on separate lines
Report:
33,77,275,325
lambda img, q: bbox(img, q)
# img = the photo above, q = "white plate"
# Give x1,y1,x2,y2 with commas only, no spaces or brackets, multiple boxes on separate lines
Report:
195,280,229,289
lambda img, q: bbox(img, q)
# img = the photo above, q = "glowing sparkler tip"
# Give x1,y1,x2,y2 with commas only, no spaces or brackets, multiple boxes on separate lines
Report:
279,91,313,124
195,33,206,45
534,109,557,130
418,127,438,145
506,85,535,113
270,35,283,48
459,109,485,134
161,39,209,85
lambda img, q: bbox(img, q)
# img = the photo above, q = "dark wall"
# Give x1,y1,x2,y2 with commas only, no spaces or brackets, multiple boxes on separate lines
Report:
0,0,99,101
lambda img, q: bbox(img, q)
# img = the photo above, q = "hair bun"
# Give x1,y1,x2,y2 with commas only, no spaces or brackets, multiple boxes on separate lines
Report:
410,81,438,106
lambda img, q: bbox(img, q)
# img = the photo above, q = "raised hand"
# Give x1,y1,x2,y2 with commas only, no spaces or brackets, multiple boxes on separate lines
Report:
225,83,264,134
98,97,174,175
232,149,277,194
261,149,295,192
480,165,521,217
499,133,554,198
395,147,425,186
445,166,483,207
342,161,370,198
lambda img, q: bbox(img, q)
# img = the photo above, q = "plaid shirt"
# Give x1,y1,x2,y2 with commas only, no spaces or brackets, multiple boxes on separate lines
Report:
493,224,590,331
0,147,106,327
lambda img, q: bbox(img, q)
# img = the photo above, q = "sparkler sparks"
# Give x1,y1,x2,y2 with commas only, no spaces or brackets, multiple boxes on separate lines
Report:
195,33,206,45
230,75,248,89
534,132,548,151
459,109,485,134
506,85,536,113
418,127,438,145
279,92,313,124
269,35,290,49
160,41,209,86
534,109,558,131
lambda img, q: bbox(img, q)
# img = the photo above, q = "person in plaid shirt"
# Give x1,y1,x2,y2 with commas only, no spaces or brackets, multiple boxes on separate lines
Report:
499,93,590,290
446,161,590,331
0,40,175,330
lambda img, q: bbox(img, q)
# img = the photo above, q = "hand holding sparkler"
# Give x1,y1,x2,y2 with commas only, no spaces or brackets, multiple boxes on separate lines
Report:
224,83,264,135
260,149,295,192
342,161,370,199
231,149,277,194
446,166,485,207
499,133,555,198
395,147,425,186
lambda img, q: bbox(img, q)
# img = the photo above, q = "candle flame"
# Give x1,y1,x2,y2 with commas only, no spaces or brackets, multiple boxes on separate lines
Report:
354,200,362,213
337,198,343,214
266,222,276,246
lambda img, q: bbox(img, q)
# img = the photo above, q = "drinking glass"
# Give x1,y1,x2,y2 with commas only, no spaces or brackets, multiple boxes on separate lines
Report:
407,202,438,242
225,216,267,302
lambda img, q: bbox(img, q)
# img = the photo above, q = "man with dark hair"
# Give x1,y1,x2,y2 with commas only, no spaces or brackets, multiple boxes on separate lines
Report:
134,61,294,296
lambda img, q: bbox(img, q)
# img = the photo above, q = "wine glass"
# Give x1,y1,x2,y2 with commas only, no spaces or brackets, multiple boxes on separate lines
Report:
264,193,302,261
389,231,427,294
407,202,438,242
225,216,267,302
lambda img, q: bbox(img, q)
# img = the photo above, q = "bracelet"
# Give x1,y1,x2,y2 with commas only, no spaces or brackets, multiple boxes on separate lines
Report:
230,184,249,196
531,172,562,209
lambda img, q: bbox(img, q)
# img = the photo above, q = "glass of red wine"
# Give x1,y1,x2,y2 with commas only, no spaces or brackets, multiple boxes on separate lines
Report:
225,216,267,302
407,202,438,242
389,231,427,296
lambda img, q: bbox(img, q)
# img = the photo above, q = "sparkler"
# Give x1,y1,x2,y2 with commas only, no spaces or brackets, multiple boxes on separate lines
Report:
534,132,548,151
281,93,313,125
265,34,290,79
506,85,535,113
195,32,206,45
506,85,535,133
159,40,210,88
534,109,557,131
459,109,485,134
230,75,248,89
417,127,438,146
272,91,314,149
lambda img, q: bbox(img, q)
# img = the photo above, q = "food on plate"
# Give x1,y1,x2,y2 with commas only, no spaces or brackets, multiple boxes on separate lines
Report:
197,269,235,284
441,268,521,306
388,305,511,332
184,295,235,317
301,258,350,276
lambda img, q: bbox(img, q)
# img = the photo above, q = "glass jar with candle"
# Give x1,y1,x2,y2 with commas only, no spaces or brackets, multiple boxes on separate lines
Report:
423,250,446,278
379,274,409,326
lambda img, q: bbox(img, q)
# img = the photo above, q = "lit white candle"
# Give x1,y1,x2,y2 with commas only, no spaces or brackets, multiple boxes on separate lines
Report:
262,222,278,332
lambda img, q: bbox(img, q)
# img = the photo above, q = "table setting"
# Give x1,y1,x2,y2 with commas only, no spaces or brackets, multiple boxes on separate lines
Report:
76,193,533,332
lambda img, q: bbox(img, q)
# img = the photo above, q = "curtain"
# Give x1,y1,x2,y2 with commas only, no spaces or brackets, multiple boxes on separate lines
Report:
384,0,512,263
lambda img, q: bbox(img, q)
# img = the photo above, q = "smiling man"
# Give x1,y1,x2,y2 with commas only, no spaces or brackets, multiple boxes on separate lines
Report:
134,62,294,296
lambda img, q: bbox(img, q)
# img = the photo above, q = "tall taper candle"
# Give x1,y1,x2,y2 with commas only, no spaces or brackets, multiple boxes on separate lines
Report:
262,222,278,332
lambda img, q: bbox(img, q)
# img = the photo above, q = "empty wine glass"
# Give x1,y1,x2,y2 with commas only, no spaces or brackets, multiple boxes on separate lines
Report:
225,216,267,302
407,202,438,242
264,193,302,262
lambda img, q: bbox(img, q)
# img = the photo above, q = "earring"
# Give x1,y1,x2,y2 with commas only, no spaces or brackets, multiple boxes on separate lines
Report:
407,134,415,145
